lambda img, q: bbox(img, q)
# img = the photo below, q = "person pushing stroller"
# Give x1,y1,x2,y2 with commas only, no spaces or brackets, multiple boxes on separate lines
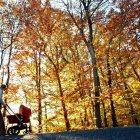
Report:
0,84,7,135
0,84,31,135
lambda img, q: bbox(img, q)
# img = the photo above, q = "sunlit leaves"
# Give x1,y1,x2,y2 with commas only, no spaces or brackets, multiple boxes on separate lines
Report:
1,0,140,132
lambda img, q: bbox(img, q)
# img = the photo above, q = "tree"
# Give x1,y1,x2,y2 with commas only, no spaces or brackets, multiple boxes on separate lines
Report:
61,0,112,128
95,0,140,126
1,0,140,132
0,0,22,115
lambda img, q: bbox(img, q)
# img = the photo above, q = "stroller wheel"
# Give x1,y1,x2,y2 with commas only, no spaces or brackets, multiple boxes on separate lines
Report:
23,130,30,134
13,126,20,135
7,126,20,135
7,127,13,135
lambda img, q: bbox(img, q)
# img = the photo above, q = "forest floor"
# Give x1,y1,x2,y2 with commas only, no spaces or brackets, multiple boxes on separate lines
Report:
0,126,140,140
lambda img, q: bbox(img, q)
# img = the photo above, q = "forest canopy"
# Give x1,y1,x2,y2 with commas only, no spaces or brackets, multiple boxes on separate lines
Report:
0,0,140,133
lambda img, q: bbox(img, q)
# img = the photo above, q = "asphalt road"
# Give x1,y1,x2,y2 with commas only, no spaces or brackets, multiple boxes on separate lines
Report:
0,126,140,140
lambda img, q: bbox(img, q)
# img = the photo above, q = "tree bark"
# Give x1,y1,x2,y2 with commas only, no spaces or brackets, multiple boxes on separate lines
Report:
88,44,102,128
34,50,42,133
107,61,118,127
101,101,108,127
56,70,71,131
125,86,139,125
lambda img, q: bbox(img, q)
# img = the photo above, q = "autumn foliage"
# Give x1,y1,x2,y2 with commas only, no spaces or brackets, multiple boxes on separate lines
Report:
0,0,140,133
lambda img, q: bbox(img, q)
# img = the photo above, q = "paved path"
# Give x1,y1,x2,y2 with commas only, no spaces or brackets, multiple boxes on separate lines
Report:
0,126,140,140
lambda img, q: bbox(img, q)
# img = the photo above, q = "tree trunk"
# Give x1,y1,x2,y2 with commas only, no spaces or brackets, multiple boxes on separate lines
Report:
88,44,102,128
130,60,140,81
112,53,138,126
101,101,108,127
99,68,108,127
83,103,90,128
45,49,71,131
107,61,118,127
125,87,139,125
56,70,71,131
44,102,48,132
128,97,139,125
35,50,42,133
38,53,42,133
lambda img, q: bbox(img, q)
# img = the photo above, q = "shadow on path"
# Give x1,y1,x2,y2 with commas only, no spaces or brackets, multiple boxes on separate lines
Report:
0,126,140,140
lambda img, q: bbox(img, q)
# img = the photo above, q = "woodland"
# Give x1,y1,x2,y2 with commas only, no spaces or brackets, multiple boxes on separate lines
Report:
0,0,140,134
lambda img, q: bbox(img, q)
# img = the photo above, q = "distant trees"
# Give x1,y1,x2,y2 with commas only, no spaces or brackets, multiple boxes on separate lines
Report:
95,0,140,126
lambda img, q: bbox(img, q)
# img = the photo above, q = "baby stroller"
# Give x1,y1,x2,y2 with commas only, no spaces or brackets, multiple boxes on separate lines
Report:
6,104,31,135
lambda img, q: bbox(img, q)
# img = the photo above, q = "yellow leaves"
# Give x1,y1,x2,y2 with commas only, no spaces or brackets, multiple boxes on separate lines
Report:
132,81,140,90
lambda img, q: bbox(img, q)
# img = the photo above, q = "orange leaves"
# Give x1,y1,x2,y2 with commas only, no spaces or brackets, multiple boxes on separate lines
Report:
8,84,20,94
12,6,22,17
0,1,6,7
2,0,139,131
28,0,41,9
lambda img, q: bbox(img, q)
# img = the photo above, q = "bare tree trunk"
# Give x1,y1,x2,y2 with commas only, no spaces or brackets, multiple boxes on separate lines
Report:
124,86,139,125
107,60,118,127
87,37,102,128
45,51,71,131
101,100,108,127
99,68,108,127
44,101,48,132
56,70,71,131
3,38,13,119
88,44,102,128
86,9,102,128
34,50,42,133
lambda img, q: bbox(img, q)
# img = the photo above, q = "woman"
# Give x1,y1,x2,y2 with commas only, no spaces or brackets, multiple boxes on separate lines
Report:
0,84,7,135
